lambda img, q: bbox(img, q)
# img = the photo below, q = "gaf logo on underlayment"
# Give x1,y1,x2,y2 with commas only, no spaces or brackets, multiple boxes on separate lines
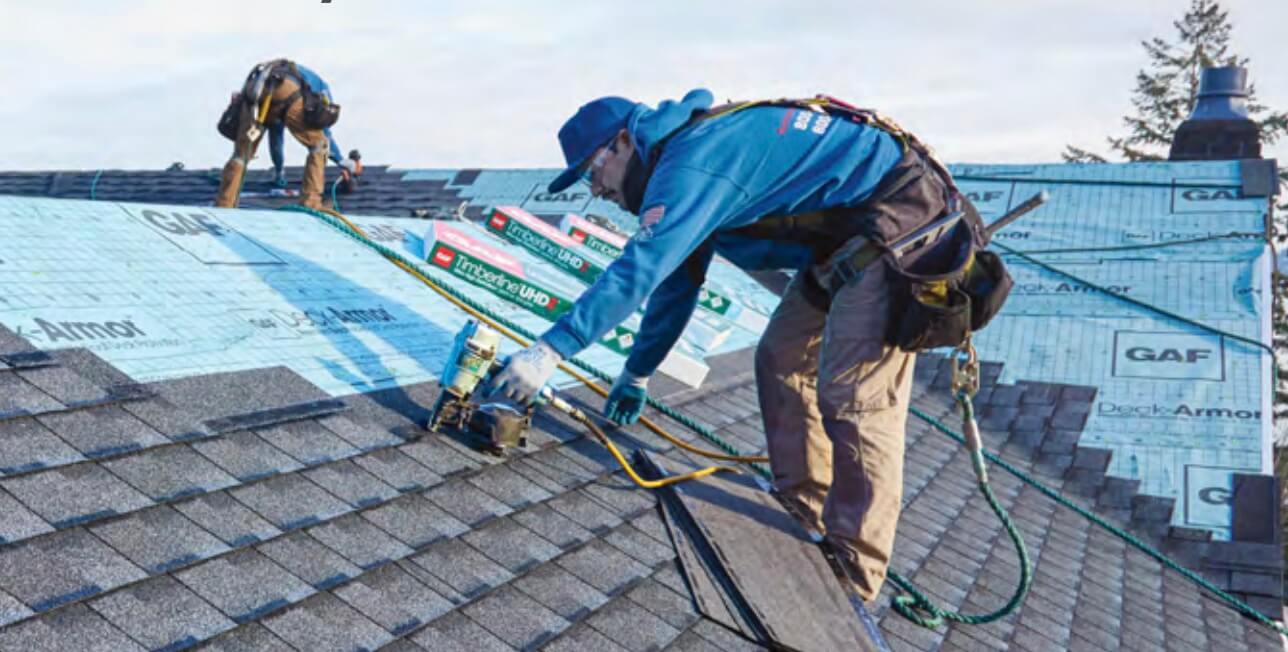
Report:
521,183,592,214
1112,330,1224,381
957,181,1014,217
1184,465,1241,530
1170,178,1256,214
127,208,286,266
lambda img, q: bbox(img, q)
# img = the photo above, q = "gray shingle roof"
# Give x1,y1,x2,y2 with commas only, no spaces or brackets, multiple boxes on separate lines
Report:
0,165,1282,650
0,328,1278,650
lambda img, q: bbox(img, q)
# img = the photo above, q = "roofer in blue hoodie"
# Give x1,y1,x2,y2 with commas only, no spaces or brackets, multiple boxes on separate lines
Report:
215,59,359,209
489,89,976,601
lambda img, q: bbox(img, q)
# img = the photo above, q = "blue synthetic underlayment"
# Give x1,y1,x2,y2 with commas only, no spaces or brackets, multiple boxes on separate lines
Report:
0,197,773,399
0,158,1272,539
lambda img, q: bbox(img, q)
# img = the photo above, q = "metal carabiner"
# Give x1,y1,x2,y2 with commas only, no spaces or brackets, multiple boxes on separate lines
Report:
949,335,980,399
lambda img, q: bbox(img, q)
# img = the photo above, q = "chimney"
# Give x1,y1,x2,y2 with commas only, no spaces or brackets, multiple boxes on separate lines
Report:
1169,65,1262,161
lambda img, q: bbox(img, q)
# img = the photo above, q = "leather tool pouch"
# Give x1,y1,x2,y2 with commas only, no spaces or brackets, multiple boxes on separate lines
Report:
217,99,241,141
301,92,341,129
884,217,1012,352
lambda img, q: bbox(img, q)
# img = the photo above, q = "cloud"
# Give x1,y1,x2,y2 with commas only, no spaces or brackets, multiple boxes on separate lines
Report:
1,0,1284,170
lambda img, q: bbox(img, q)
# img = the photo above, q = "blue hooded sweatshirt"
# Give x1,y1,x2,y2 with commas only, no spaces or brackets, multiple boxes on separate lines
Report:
268,65,343,171
541,89,905,376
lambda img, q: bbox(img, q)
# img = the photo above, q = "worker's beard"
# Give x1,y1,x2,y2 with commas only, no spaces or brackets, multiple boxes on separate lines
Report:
621,152,649,216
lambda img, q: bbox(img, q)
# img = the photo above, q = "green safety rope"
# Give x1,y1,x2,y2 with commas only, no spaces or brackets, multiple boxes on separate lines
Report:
88,170,104,200
1010,231,1263,256
279,204,1285,635
887,392,1032,628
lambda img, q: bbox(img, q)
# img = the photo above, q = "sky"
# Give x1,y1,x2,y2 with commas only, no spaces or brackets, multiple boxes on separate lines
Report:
1,0,1284,172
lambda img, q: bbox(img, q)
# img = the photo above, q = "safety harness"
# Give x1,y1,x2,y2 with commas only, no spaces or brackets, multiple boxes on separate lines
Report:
643,95,1011,353
218,60,340,142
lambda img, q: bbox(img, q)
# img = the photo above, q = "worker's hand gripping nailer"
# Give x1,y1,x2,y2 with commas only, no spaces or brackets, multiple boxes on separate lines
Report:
426,321,580,454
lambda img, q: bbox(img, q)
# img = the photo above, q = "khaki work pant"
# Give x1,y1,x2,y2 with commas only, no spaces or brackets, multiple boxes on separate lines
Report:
755,254,915,602
215,77,328,209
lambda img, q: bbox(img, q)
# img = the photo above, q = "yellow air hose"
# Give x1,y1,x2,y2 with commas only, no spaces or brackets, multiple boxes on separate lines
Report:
316,207,763,488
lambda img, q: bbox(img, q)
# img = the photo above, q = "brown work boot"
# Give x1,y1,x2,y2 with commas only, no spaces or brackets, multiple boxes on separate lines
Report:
821,537,882,603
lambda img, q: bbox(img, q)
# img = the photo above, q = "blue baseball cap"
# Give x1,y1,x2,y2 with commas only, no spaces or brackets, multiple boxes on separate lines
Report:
547,96,636,194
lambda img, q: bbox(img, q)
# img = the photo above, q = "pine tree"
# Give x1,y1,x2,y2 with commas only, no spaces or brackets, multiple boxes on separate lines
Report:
1062,0,1288,163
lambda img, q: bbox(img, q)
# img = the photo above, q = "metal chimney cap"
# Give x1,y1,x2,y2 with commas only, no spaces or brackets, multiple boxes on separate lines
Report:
1197,66,1248,98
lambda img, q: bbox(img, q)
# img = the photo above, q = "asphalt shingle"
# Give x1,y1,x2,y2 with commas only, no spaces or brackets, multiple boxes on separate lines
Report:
584,595,682,652
0,603,146,652
464,585,570,650
511,501,594,550
316,413,402,451
511,562,609,622
361,492,469,549
513,448,600,490
463,516,562,574
101,444,238,502
0,417,84,475
175,549,314,624
406,538,514,600
425,479,514,527
228,473,351,532
200,622,295,652
15,365,110,408
36,406,166,459
303,458,399,508
399,438,479,477
543,623,633,652
191,430,304,482
256,531,362,591
88,575,234,651
0,487,53,544
333,563,454,636
0,588,32,629
1,463,153,529
467,463,555,511
556,539,651,597
351,447,443,492
260,591,393,651
254,420,360,466
173,490,282,548
546,488,624,534
409,611,516,652
623,577,700,630
0,372,64,420
0,528,146,613
89,504,230,574
307,512,414,570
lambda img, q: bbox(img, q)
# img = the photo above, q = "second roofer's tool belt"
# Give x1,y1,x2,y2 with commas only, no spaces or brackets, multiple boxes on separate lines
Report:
681,95,1013,351
241,60,341,130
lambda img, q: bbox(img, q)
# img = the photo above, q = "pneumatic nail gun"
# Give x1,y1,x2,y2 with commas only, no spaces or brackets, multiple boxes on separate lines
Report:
426,320,584,454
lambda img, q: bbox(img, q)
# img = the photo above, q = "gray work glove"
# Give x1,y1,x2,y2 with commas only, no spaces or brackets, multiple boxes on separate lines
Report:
488,339,563,405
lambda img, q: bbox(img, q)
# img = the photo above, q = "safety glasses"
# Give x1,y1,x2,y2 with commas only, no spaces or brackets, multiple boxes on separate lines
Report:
579,141,615,185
